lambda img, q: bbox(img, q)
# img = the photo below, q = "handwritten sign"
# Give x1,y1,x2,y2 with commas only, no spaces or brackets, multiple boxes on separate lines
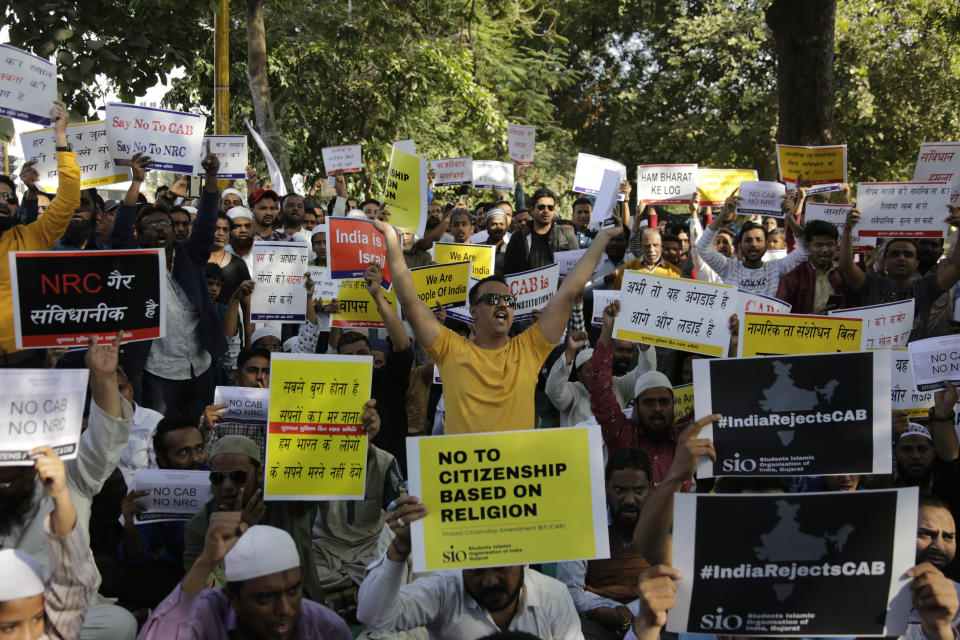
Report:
0,44,56,125
409,261,471,310
383,145,428,238
741,312,863,357
10,249,165,349
326,216,390,284
434,242,495,280
199,135,247,179
406,426,609,572
636,164,698,205
19,121,128,190
776,144,847,193
804,202,875,251
693,351,891,477
322,144,362,174
573,153,627,201
614,272,735,357
250,241,310,322
829,299,914,350
266,354,372,500
736,181,786,217
891,348,932,418
431,156,473,187
133,469,212,524
472,160,514,191
331,279,398,328
913,142,960,206
0,368,88,466
907,333,960,391
856,182,951,238
696,168,759,206
554,249,586,277
105,103,207,174
508,123,536,165
306,267,340,304
507,263,559,324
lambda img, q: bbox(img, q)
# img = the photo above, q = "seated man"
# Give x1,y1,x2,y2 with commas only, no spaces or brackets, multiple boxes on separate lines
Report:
140,523,351,639
357,495,583,639
558,448,653,639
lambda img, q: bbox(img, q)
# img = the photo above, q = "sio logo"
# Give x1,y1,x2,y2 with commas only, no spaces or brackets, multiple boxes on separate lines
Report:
721,453,757,473
443,545,467,564
700,607,744,631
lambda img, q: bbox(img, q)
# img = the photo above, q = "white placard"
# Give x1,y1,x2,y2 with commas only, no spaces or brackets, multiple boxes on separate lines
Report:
200,135,247,180
472,160,514,190
736,181,786,218
394,140,415,155
508,123,536,165
431,156,473,187
0,44,56,125
307,266,340,302
507,263,559,324
245,119,287,196
590,169,623,225
214,386,269,422
891,348,933,417
908,333,960,391
322,144,362,175
591,290,621,326
614,272,735,356
19,120,129,190
829,299,914,350
913,142,960,206
251,241,310,322
573,153,627,201
133,469,213,524
0,368,88,466
856,182,951,239
554,249,586,277
105,103,207,174
804,202,875,250
636,164,698,205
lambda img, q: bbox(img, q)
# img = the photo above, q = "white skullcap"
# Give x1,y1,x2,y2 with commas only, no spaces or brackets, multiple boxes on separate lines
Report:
225,525,300,582
282,336,298,353
311,224,328,237
574,348,594,370
0,549,45,600
347,209,367,219
486,207,508,221
181,205,197,215
221,188,244,202
227,206,253,221
900,422,933,442
634,370,673,398
251,327,282,344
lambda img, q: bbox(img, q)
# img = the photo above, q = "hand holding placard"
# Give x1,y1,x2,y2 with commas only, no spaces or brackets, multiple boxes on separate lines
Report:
664,414,719,486
386,495,428,560
635,565,683,638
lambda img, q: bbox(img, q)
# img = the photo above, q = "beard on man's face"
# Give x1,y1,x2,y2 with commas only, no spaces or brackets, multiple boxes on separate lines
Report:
230,236,254,253
0,472,37,536
62,218,95,246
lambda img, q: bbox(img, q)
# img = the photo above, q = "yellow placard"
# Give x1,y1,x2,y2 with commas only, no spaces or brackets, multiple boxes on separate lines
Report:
408,427,609,572
331,278,398,328
266,354,372,499
697,168,759,206
776,144,847,188
434,242,495,279
383,146,427,237
409,261,471,310
673,383,694,421
741,312,863,357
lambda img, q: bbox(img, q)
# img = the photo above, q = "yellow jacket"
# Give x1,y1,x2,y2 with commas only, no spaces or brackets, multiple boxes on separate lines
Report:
0,151,81,355
614,256,682,289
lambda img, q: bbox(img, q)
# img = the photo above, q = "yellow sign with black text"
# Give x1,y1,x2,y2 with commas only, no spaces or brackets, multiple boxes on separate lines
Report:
740,311,864,357
409,261,471,310
434,242,495,280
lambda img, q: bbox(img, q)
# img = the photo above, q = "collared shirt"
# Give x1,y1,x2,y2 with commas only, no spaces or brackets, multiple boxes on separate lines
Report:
117,403,165,489
39,515,99,640
138,583,352,640
145,272,212,380
254,229,291,242
356,555,584,639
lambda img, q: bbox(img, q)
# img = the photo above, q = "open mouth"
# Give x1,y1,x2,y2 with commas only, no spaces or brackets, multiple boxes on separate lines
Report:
494,309,509,321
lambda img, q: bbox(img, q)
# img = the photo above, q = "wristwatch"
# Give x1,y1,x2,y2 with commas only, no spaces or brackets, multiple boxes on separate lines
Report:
928,406,954,422
55,143,73,152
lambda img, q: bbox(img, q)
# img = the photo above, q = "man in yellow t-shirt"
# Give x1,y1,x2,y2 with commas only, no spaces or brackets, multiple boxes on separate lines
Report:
373,217,625,434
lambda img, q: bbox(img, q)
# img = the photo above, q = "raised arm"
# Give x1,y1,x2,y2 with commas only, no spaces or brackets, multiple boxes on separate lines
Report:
364,263,411,351
838,207,866,292
23,102,80,248
539,220,623,343
930,382,960,461
183,143,220,260
110,153,150,249
936,206,960,292
372,218,442,348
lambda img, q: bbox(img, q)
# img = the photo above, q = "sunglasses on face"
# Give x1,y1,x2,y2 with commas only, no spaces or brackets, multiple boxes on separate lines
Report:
536,203,555,212
479,293,517,308
143,219,172,230
209,469,249,486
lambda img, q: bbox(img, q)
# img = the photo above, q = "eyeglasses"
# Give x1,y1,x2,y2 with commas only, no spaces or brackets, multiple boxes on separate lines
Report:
0,192,17,204
536,203,555,212
479,293,517,308
209,469,249,486
142,219,172,230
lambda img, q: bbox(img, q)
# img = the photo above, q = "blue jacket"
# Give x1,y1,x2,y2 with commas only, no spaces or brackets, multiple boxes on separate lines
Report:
110,189,227,381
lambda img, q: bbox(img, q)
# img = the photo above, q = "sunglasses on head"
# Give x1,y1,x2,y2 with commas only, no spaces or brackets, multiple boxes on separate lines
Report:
209,469,249,486
536,203,555,212
479,293,517,308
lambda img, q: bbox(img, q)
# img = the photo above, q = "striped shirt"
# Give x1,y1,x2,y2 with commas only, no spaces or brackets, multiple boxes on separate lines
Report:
41,514,98,640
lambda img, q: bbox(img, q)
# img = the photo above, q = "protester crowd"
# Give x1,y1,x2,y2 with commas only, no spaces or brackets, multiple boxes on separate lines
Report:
0,98,959,640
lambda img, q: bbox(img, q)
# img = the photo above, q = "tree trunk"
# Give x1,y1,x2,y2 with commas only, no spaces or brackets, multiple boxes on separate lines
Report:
765,0,837,145
245,0,294,193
